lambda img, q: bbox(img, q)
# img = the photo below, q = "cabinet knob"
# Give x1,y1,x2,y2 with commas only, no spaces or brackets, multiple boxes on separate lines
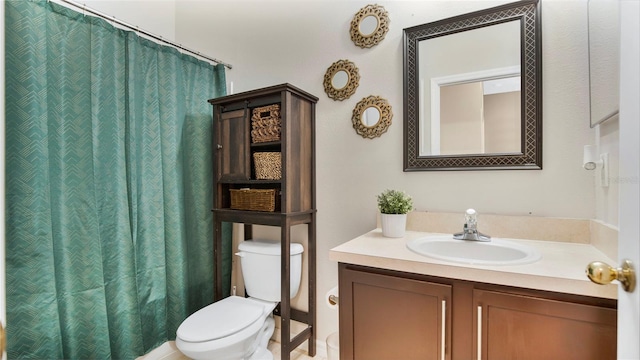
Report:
217,144,223,149
586,259,636,292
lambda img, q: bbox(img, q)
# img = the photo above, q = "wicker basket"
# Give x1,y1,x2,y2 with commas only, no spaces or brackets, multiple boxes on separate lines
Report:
251,104,281,143
229,188,276,212
254,152,282,180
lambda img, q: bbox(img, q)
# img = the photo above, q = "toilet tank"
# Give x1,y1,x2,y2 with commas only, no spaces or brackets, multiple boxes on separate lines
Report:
237,240,304,302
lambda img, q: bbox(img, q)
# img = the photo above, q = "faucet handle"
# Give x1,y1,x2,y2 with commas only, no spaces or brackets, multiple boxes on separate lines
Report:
465,208,477,228
454,208,491,241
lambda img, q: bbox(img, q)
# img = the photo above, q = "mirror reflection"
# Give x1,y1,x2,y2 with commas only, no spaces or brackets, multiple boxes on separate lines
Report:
419,20,521,156
359,15,379,36
361,106,381,127
332,70,349,90
435,76,521,155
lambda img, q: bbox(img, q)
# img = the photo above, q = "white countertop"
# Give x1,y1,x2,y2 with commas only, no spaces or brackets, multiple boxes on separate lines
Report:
329,229,617,299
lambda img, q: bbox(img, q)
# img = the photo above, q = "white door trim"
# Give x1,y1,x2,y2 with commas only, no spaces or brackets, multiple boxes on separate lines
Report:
616,0,640,358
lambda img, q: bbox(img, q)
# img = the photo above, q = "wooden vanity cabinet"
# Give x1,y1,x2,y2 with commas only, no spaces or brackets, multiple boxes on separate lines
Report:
339,264,451,360
475,289,617,360
338,263,617,360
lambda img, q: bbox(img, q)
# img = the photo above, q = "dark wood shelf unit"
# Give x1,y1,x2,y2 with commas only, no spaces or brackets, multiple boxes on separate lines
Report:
209,83,318,360
250,140,282,148
218,179,283,185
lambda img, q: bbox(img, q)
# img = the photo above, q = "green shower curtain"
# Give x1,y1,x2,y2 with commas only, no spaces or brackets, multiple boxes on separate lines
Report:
4,1,232,358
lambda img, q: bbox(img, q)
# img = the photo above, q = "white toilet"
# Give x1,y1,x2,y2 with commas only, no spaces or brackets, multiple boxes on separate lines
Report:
176,240,304,360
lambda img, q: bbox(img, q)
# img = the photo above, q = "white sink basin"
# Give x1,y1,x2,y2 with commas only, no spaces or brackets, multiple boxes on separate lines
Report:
406,235,541,266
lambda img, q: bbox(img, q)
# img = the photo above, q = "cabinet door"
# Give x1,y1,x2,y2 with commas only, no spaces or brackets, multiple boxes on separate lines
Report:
216,109,250,181
339,265,451,360
474,289,616,360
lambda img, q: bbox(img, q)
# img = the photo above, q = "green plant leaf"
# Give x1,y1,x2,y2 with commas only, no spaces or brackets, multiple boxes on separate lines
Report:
377,189,413,214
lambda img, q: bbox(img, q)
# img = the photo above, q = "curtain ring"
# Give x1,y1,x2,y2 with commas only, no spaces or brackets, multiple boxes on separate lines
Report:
82,4,86,17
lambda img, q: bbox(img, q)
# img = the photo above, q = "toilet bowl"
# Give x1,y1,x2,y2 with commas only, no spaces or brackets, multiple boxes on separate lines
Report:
176,296,276,360
176,240,303,360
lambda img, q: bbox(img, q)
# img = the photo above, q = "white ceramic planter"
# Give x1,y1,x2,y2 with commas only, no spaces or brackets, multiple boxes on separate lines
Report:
381,213,407,238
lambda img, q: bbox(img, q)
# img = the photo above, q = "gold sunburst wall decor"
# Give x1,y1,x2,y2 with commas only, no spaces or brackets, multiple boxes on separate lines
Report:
350,4,390,48
323,59,360,101
352,95,393,139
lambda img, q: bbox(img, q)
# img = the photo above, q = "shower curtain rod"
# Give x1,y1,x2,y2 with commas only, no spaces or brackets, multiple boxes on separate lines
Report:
55,0,233,69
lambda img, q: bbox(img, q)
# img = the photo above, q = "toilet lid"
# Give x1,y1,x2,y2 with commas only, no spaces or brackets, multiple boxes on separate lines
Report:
176,296,263,342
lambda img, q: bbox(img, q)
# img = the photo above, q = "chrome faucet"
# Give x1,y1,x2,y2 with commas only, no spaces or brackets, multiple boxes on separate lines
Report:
453,209,491,242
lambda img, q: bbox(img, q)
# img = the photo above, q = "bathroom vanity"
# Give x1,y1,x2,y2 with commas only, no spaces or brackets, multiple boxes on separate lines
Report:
331,229,617,360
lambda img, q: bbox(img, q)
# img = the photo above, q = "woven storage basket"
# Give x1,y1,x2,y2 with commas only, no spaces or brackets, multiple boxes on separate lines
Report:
229,188,276,212
251,104,281,143
254,152,281,180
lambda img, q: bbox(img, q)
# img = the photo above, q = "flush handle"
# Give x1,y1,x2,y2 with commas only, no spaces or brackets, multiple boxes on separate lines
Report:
586,259,636,292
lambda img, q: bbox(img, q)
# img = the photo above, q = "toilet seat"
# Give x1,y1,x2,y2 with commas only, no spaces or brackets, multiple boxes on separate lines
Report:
177,296,264,342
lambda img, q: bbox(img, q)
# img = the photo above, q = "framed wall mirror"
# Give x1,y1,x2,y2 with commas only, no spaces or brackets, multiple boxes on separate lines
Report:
403,0,542,171
588,0,620,127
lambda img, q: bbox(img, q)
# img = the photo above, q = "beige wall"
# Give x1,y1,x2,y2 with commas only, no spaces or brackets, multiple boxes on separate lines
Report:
61,0,177,40
37,0,614,352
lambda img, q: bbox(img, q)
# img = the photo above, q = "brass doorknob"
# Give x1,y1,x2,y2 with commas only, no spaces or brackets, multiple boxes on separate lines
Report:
586,259,636,292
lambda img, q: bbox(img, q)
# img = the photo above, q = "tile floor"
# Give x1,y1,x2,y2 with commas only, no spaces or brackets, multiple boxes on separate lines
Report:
139,340,324,360
268,341,325,360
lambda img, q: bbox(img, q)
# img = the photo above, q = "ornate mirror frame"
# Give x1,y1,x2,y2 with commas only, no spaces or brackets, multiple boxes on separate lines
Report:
350,4,390,48
403,0,542,171
323,59,360,101
352,95,393,139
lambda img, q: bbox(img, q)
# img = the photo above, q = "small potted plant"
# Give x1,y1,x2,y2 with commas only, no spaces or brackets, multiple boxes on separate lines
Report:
377,189,413,237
